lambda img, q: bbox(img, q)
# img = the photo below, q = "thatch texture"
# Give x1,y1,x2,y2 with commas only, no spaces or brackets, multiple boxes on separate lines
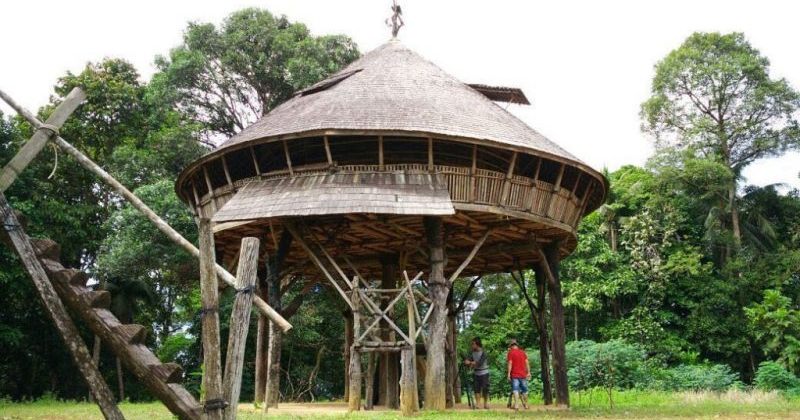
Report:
211,171,455,222
217,40,580,163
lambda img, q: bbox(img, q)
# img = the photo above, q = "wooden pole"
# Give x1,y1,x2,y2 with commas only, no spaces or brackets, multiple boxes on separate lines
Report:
0,94,292,332
254,293,268,406
533,265,554,405
348,288,362,412
0,87,86,192
400,346,416,416
0,193,123,420
343,310,354,402
222,237,260,420
537,242,569,407
365,353,377,410
264,231,293,410
423,216,447,410
199,219,225,420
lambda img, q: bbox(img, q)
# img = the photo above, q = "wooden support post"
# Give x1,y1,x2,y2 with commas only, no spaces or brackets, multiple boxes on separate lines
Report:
348,289,362,412
445,291,457,408
249,146,261,176
0,88,293,331
379,256,399,408
199,219,225,420
400,346,417,416
378,136,384,170
533,264,554,405
323,136,333,166
222,237,260,419
0,87,86,192
402,271,420,414
537,242,569,407
423,216,447,410
264,231,293,410
0,193,123,420
283,141,293,175
254,293,268,406
365,353,377,410
427,137,434,171
343,310,354,402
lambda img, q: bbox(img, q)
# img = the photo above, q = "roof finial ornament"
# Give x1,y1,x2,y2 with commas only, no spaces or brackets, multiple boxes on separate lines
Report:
385,0,404,38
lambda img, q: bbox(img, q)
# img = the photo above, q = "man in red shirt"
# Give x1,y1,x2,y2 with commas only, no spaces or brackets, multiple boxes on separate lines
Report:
506,338,530,410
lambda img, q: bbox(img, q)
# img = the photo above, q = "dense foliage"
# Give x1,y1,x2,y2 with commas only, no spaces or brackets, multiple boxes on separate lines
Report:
1,15,799,408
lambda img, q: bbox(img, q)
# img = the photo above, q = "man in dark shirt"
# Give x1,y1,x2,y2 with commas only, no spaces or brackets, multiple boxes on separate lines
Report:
506,338,530,410
464,337,490,409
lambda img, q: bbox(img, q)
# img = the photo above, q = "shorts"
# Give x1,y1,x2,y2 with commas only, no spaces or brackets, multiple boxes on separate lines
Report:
511,377,528,394
473,373,489,396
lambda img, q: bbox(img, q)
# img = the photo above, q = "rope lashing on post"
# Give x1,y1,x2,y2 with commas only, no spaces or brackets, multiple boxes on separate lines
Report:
202,398,229,412
236,284,255,295
197,307,217,318
47,143,59,180
36,123,60,138
2,223,21,231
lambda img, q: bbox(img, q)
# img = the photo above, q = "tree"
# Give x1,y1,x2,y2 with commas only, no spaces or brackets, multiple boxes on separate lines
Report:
641,32,800,250
152,8,360,141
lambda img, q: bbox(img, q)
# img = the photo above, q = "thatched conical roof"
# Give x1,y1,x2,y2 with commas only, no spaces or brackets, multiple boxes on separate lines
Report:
214,39,587,168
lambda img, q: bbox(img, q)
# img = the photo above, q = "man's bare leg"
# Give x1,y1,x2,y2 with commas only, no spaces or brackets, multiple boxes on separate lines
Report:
511,391,519,410
522,392,528,409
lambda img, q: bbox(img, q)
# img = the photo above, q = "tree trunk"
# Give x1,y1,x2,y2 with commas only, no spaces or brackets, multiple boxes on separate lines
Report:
424,216,448,410
729,184,742,247
348,289,362,412
264,231,293,409
542,243,569,406
533,265,553,405
400,347,417,415
116,357,124,402
574,307,579,341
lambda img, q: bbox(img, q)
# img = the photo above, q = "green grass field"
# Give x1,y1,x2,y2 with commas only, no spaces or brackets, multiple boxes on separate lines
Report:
2,390,800,419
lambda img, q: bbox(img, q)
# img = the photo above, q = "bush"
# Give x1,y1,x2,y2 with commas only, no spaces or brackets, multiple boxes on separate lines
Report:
659,364,740,392
566,339,645,391
754,361,800,391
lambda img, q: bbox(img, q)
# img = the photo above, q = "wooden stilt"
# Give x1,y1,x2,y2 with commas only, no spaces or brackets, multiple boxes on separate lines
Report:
348,289,362,412
537,242,569,407
533,265,554,405
365,353,377,410
400,346,416,415
343,310,354,402
199,219,225,420
423,216,447,410
222,237,260,419
254,305,268,406
264,231,293,410
0,193,123,420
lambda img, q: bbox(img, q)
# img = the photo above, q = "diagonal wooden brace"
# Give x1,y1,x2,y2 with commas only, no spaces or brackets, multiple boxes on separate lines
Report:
0,89,292,332
0,87,86,192
358,285,412,344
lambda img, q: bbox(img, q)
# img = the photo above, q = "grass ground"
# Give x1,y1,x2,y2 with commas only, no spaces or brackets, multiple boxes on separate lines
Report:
2,390,799,419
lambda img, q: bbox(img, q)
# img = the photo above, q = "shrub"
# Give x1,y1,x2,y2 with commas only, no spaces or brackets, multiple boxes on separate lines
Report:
566,339,645,391
754,361,800,391
659,364,740,392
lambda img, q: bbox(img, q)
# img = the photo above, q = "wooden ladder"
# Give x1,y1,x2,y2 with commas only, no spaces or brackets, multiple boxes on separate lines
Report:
7,226,203,419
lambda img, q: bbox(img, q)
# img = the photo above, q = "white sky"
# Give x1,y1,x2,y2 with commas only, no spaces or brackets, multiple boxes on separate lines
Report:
1,0,798,189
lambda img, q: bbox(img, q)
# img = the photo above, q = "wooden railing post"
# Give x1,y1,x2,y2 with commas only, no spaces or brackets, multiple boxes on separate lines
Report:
222,237,260,419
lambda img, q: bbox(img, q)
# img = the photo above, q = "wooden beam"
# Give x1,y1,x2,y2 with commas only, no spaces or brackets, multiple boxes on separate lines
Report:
0,101,291,331
427,137,434,171
0,87,86,192
222,237,260,420
378,135,384,170
249,146,261,176
0,193,123,420
199,219,224,420
283,140,293,175
285,222,353,309
323,136,333,166
447,229,491,284
221,156,233,187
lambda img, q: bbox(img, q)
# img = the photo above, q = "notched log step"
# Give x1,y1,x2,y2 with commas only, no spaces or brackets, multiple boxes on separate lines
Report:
29,238,61,261
114,324,147,344
150,362,183,383
85,290,111,309
53,268,89,287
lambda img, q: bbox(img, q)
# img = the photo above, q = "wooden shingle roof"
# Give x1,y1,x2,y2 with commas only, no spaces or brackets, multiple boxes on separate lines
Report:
215,39,583,164
211,171,455,223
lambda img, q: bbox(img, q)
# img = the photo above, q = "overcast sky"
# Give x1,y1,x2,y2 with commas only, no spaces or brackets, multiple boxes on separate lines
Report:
1,0,798,188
